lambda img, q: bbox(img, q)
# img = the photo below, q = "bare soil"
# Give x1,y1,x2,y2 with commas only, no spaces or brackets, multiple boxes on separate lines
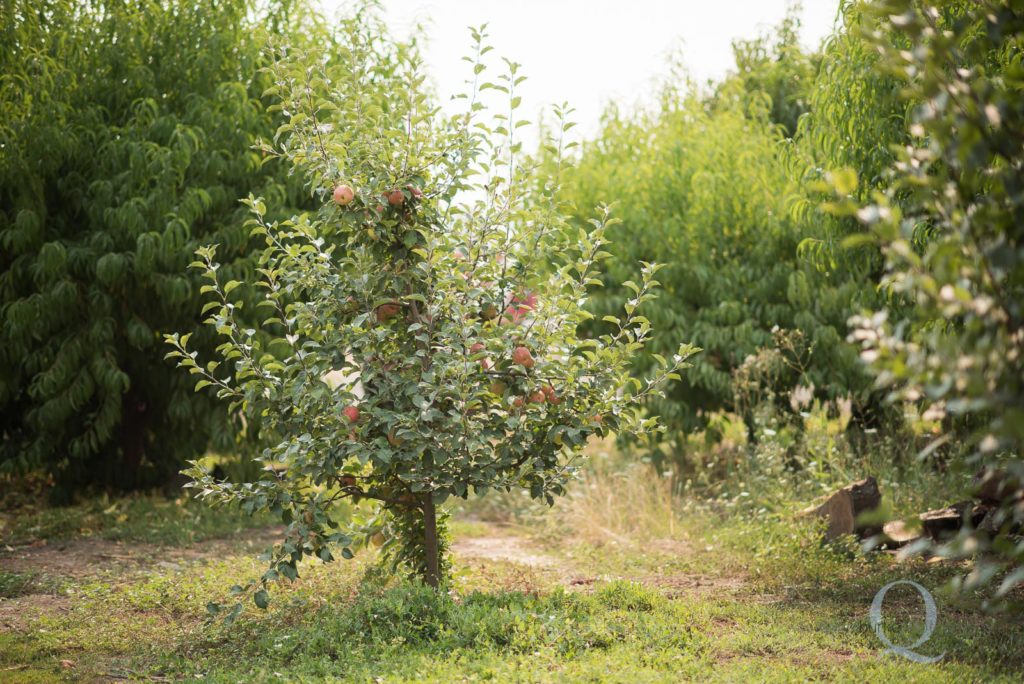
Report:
451,525,749,598
451,535,559,569
0,592,71,631
0,526,284,579
0,526,285,633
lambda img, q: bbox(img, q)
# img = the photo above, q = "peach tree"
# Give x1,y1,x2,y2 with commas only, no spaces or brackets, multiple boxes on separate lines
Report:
165,22,695,611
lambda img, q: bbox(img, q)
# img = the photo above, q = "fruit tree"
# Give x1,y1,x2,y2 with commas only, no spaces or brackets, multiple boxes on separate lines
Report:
166,21,695,609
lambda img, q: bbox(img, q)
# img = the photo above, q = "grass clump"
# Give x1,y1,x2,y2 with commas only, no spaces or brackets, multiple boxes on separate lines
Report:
150,578,706,682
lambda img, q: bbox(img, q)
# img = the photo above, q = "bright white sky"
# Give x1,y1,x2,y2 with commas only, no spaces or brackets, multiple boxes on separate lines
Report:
323,1,840,141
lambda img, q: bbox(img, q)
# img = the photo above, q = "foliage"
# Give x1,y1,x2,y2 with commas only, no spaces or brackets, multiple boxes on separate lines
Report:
552,4,968,449
0,0,352,497
843,0,1024,595
549,80,873,452
167,17,694,602
784,0,913,367
710,6,820,138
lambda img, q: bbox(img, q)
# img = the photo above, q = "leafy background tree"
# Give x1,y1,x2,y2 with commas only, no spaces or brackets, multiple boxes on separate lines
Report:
709,7,819,138
0,0,400,498
545,10,881,455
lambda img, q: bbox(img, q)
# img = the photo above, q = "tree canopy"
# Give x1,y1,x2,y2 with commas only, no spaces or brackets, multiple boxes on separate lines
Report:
0,0,378,496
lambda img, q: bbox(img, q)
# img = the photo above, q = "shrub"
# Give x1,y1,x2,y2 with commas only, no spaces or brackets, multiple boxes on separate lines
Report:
549,87,873,452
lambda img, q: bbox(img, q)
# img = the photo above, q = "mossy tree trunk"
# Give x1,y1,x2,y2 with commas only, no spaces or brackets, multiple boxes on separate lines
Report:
421,495,440,588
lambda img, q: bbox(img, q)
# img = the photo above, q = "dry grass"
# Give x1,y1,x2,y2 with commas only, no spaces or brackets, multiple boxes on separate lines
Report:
550,454,680,545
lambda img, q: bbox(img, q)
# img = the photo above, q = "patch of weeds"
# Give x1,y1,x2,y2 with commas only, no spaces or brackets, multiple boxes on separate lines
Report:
1,494,274,547
594,580,658,612
0,632,61,683
148,579,708,681
0,571,59,598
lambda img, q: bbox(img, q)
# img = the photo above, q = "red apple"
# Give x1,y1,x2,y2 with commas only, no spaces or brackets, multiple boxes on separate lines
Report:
407,184,423,199
529,390,546,404
504,291,537,324
342,405,360,423
511,346,535,369
469,342,492,369
512,292,538,310
376,302,402,322
387,189,405,206
332,184,355,206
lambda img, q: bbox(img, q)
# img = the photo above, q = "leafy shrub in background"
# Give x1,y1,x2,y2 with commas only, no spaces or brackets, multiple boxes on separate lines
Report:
169,20,693,603
552,4,948,452
0,0,386,497
551,71,870,452
789,0,910,257
709,7,820,138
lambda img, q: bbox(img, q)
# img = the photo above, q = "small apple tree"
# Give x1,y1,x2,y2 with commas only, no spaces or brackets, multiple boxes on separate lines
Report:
166,17,695,609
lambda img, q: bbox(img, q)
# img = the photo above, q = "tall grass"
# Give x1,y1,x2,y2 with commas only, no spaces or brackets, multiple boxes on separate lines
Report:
456,403,969,552
549,457,679,545
453,436,682,545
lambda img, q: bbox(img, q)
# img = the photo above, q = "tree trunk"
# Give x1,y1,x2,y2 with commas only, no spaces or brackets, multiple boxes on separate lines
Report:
422,494,440,588
118,389,148,490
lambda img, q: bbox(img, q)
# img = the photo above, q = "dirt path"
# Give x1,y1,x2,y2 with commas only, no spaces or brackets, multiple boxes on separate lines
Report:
0,526,285,632
451,534,559,568
0,526,284,579
450,523,749,598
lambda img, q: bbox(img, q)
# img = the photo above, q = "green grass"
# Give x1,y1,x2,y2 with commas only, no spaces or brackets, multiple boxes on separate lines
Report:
2,498,1022,683
2,440,1022,684
0,494,274,546
3,552,1021,683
